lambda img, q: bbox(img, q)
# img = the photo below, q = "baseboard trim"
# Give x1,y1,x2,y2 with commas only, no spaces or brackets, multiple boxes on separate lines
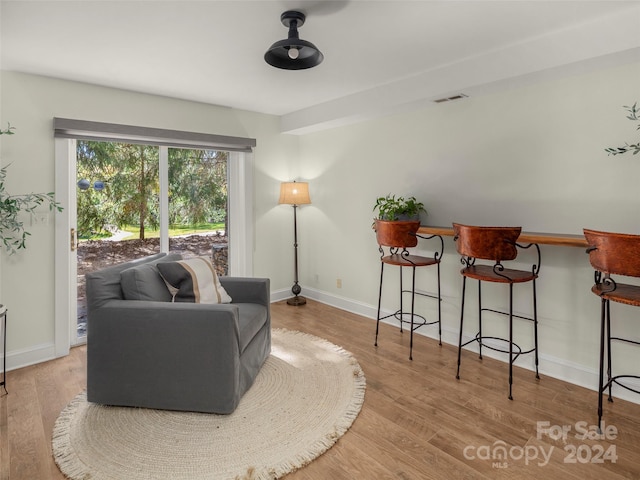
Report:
270,288,295,304
6,342,56,372
272,286,640,405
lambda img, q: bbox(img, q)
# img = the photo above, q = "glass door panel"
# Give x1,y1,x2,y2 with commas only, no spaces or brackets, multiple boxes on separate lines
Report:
76,141,160,341
167,148,229,275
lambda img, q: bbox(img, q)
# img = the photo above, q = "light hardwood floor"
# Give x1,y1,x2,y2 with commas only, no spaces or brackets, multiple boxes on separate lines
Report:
2,299,640,479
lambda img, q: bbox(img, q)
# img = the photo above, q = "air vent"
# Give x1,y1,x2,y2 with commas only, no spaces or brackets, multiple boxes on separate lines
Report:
434,94,468,103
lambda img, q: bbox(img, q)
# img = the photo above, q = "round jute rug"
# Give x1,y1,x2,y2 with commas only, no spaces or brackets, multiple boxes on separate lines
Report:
52,329,366,480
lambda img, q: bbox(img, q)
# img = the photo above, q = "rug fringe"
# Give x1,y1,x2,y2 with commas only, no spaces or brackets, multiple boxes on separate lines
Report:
52,392,93,480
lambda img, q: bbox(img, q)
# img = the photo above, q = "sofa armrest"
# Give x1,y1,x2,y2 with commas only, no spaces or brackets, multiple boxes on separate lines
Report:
88,299,241,339
219,277,270,306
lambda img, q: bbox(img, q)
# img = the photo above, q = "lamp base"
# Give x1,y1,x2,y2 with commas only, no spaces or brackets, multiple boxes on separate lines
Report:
287,295,307,306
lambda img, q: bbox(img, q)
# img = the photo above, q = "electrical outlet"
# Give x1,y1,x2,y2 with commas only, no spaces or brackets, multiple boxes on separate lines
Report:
336,278,342,288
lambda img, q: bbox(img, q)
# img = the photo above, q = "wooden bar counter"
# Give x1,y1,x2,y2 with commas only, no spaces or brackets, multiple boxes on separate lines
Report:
418,226,588,248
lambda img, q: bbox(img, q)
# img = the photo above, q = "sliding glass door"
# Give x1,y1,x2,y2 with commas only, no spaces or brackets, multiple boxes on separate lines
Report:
54,119,254,357
74,142,229,343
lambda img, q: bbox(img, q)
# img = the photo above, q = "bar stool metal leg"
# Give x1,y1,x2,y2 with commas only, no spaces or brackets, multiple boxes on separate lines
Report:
456,276,467,380
478,280,483,360
533,278,540,379
399,266,404,333
437,262,442,345
606,299,613,402
409,266,416,360
0,309,5,395
597,297,607,431
375,262,384,347
509,283,514,400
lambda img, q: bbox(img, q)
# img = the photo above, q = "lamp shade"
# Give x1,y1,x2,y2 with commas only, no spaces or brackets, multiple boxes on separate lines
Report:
278,181,311,205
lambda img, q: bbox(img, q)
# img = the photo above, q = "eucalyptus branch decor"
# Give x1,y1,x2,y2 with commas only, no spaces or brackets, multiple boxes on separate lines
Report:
605,102,640,156
0,124,63,253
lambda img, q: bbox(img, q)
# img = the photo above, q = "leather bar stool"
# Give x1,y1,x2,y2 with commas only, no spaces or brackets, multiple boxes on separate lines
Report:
374,220,443,360
453,223,541,400
584,228,640,430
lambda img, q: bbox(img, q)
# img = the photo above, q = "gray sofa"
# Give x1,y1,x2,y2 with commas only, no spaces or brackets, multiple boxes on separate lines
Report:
85,253,271,414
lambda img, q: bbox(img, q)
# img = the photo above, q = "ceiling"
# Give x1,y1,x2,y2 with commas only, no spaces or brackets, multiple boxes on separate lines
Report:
2,1,639,134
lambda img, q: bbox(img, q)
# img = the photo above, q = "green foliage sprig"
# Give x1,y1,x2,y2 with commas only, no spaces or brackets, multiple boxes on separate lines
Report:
0,123,15,136
0,124,63,253
606,103,640,156
373,194,426,221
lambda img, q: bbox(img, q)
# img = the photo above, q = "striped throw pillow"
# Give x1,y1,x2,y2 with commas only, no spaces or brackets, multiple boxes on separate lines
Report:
157,256,232,304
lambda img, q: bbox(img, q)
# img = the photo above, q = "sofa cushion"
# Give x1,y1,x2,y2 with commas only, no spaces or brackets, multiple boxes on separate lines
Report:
118,253,182,302
157,256,232,304
86,253,169,309
121,264,172,302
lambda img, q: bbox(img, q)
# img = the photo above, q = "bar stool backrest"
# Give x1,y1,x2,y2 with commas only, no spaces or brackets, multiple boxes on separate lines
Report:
375,219,420,248
453,223,521,261
584,228,640,278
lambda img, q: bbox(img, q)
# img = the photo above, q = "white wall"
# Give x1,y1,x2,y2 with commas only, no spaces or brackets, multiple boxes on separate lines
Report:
2,61,640,403
296,61,640,401
0,71,299,366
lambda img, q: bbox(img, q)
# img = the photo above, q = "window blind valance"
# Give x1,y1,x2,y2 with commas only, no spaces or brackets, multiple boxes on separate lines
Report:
53,118,256,152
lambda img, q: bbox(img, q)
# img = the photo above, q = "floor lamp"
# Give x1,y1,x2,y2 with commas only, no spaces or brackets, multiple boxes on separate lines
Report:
278,181,311,306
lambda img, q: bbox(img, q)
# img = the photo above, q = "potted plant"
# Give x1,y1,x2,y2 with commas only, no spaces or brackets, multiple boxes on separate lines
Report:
0,124,62,253
372,194,426,247
373,194,426,221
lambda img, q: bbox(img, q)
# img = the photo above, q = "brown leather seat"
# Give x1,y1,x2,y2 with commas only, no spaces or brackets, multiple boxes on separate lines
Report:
382,254,438,268
374,219,443,360
453,223,541,400
584,228,640,430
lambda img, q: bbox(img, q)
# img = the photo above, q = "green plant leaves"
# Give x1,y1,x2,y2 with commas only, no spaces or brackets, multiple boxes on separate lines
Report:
0,123,15,135
0,131,63,253
606,103,640,156
373,194,426,221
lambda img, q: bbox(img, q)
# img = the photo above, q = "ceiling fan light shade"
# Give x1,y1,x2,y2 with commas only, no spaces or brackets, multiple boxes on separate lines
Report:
264,11,324,70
